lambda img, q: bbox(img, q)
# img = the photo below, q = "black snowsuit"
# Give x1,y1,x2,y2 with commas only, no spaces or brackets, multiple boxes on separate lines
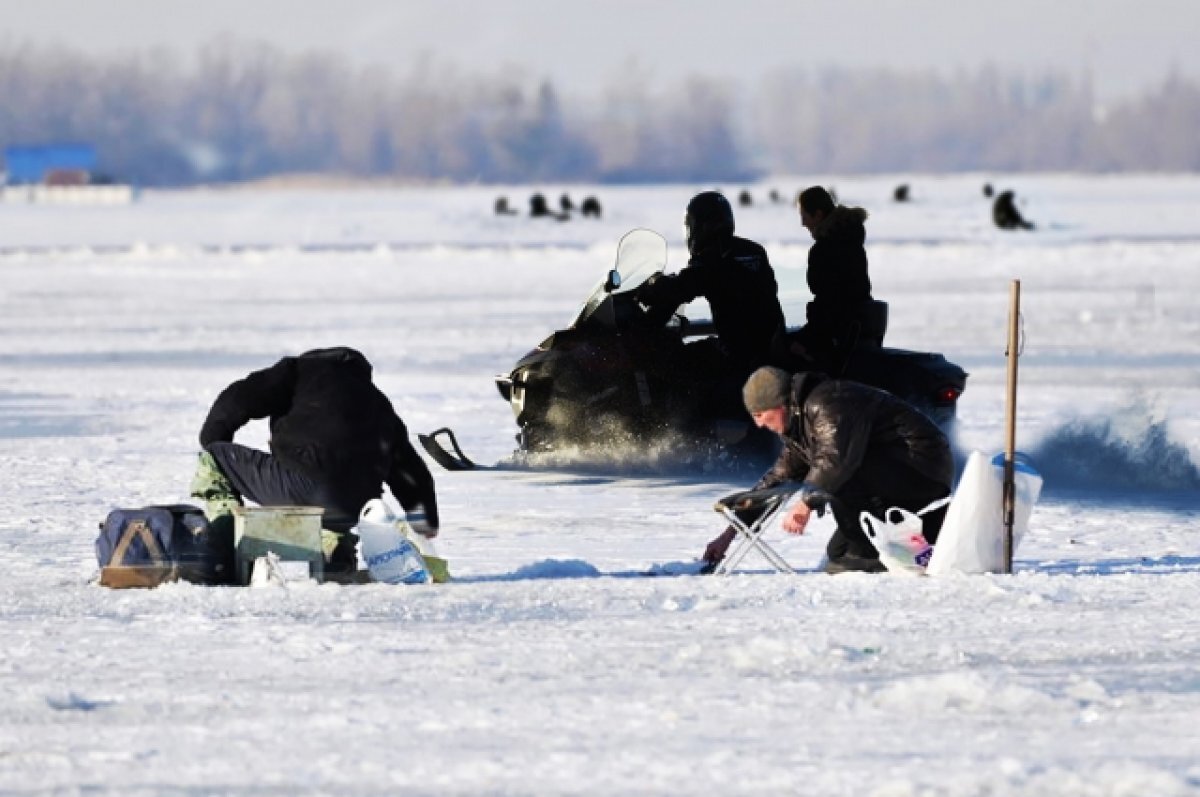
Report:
638,236,785,375
753,372,952,561
199,347,438,533
992,191,1034,230
788,206,873,371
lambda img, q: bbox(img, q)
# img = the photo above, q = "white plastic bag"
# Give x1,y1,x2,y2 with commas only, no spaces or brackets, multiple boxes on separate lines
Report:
926,451,1043,575
355,499,430,585
860,500,947,575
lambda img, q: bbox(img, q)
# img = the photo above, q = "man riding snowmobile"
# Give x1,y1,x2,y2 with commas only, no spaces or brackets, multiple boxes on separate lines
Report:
635,191,786,414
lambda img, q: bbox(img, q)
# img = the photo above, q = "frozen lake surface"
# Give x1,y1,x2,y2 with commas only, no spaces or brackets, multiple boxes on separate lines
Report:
1,174,1199,795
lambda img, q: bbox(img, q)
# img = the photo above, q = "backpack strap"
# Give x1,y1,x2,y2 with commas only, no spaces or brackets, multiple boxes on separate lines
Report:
110,520,166,567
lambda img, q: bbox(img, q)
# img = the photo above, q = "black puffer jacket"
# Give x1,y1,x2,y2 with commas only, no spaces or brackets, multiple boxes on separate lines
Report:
754,372,952,495
199,347,438,528
806,206,872,328
639,236,785,369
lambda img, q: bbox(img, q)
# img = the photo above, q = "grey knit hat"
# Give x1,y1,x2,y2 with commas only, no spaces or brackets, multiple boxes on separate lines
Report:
742,366,792,414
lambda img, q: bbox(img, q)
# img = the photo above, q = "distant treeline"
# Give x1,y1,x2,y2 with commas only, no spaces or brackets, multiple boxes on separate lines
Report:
2,39,1198,186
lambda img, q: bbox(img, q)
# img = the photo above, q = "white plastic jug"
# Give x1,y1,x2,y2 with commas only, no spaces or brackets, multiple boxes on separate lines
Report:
355,499,430,585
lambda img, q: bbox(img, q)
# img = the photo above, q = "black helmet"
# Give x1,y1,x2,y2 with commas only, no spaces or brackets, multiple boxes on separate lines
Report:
684,191,734,256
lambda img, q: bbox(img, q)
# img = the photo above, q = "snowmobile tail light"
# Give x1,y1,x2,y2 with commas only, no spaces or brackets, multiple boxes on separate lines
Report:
936,386,962,404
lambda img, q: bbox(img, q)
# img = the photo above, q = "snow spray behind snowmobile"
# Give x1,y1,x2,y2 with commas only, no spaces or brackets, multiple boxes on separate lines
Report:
421,229,967,469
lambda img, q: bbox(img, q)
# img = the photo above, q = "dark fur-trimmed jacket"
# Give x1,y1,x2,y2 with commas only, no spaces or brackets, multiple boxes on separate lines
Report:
639,236,785,369
199,346,438,528
755,372,953,495
806,206,873,328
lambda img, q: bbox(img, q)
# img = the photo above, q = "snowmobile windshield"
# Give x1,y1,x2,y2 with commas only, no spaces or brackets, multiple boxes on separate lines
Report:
573,228,668,327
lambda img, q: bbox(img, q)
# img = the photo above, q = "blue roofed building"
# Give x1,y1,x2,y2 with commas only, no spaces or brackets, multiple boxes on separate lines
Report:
3,144,97,184
1,143,134,203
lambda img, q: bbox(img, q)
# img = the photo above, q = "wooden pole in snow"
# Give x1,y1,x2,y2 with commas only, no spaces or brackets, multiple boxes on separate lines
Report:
1002,280,1021,573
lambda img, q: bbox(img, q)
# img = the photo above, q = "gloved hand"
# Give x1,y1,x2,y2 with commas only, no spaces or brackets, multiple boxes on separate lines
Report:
406,506,438,538
635,272,662,304
702,526,736,565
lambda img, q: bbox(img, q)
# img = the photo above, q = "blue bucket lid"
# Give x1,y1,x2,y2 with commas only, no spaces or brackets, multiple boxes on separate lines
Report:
990,451,1040,476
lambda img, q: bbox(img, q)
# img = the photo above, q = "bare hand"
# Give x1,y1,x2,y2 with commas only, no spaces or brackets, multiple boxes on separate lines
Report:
782,502,812,535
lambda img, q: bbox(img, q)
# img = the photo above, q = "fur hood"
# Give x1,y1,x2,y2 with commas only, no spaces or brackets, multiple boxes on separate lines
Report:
813,205,868,242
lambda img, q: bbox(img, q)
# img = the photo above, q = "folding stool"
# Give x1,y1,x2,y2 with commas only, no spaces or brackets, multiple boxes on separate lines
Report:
711,483,805,575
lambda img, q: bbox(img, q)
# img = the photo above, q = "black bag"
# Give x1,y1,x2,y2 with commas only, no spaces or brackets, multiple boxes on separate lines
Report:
95,504,234,588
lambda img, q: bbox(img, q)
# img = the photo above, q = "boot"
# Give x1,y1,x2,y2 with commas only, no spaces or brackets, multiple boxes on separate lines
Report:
824,553,887,574
187,451,242,584
322,530,365,582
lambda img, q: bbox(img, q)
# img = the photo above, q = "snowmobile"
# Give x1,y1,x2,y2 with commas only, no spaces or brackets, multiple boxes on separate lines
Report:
426,229,967,468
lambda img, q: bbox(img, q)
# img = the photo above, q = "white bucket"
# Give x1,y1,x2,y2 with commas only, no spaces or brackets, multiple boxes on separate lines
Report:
355,499,430,585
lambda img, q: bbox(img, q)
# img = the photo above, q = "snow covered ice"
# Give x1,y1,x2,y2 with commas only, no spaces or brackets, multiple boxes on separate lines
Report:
1,175,1199,795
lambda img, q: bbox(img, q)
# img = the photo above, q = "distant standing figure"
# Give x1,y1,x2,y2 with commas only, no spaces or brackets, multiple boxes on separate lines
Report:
992,190,1034,230
580,196,603,218
738,189,753,207
559,193,575,215
893,184,910,202
982,182,995,198
769,189,783,204
494,196,517,215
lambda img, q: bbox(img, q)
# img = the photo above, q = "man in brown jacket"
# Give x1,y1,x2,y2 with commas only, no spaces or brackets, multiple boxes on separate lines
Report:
703,366,954,573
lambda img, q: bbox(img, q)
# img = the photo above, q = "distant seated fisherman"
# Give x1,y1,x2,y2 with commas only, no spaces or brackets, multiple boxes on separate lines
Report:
992,190,1035,231
702,366,953,573
190,346,439,572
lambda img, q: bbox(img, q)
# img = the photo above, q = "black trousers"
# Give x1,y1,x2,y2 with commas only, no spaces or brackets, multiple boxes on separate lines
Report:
679,337,761,418
826,457,951,560
205,441,362,532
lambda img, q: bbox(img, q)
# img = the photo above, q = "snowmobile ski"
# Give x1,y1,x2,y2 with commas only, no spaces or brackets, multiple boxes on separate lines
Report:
419,427,477,471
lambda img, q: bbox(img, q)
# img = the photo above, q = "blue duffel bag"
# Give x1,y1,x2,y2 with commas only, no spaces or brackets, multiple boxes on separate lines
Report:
96,504,233,588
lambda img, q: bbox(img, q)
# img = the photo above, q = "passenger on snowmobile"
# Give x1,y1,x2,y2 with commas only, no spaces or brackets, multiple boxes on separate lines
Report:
779,186,876,374
702,366,954,574
636,191,785,393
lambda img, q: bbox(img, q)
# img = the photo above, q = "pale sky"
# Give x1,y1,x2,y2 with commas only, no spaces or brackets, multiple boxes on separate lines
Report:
2,0,1195,100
